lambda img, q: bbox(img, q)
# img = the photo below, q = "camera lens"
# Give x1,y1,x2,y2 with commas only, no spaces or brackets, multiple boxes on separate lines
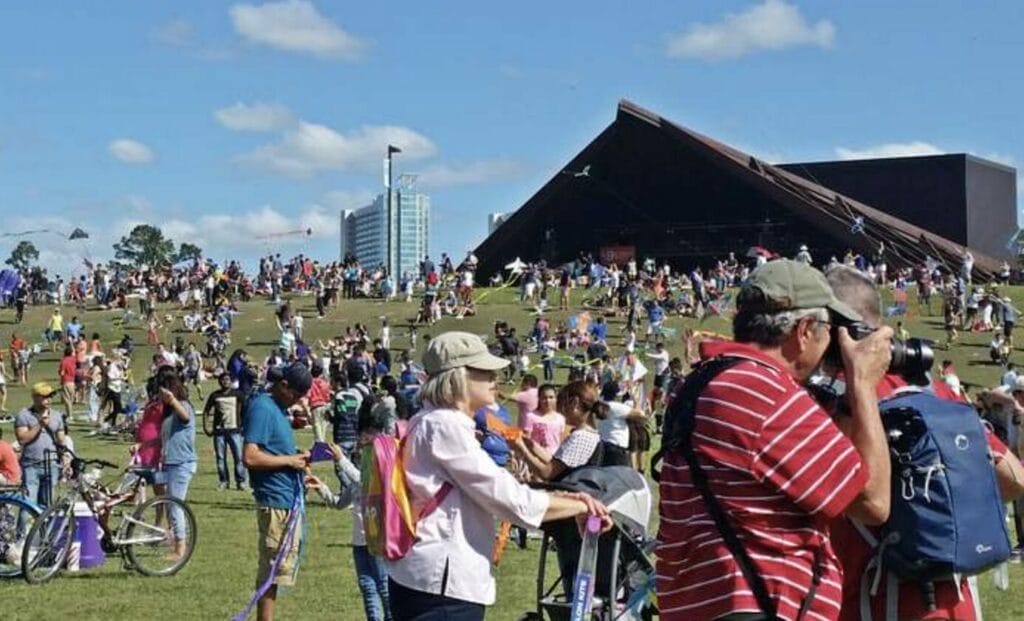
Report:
888,338,934,383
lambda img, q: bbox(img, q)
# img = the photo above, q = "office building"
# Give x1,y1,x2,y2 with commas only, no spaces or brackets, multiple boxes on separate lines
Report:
488,212,509,235
340,174,430,277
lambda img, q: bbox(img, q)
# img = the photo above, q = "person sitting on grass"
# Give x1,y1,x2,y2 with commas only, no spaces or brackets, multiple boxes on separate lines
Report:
308,398,397,621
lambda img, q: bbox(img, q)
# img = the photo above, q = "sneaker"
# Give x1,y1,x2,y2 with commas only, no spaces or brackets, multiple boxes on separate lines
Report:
1010,547,1023,564
217,482,228,492
236,482,248,491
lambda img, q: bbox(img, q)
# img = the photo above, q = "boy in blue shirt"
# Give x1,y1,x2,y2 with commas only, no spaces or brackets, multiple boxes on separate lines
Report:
243,364,312,621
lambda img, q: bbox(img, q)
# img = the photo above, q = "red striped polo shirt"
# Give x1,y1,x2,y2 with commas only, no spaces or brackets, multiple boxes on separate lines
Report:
657,340,869,621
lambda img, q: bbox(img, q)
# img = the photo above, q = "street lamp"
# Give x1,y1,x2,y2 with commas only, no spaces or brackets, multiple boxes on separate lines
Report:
386,145,402,276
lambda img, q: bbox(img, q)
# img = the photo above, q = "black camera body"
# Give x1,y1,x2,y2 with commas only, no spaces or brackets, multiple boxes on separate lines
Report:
824,320,934,385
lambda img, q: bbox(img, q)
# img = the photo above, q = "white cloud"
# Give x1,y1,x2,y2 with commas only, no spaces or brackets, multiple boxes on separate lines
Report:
239,121,436,179
161,204,336,249
215,102,295,132
230,0,365,60
666,0,835,61
834,141,946,160
3,206,341,275
153,18,194,46
108,138,155,164
981,153,1017,168
416,159,527,189
321,189,376,211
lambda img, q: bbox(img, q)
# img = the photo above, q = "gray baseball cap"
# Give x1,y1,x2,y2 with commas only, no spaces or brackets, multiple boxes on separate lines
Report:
741,259,862,323
423,331,510,375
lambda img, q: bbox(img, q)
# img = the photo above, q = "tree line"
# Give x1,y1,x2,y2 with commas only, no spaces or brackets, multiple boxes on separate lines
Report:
5,225,204,274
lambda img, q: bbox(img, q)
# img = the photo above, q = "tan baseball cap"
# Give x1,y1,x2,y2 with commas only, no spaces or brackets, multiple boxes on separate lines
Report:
741,259,862,323
423,331,510,375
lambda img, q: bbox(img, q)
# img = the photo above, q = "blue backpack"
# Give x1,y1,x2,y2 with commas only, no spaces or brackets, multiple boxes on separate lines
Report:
866,389,1010,585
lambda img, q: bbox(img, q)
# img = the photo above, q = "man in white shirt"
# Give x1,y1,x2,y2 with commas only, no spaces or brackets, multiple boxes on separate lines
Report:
597,382,646,468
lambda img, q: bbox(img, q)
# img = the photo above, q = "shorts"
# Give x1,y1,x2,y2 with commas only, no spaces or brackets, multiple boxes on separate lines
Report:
62,383,75,404
1004,322,1015,338
256,506,302,588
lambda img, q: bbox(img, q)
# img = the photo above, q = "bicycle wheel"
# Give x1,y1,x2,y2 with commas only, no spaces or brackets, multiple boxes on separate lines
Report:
21,499,75,584
0,495,42,578
124,496,196,577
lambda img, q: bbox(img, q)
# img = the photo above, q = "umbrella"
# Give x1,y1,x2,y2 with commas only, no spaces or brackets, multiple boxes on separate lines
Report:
746,246,777,259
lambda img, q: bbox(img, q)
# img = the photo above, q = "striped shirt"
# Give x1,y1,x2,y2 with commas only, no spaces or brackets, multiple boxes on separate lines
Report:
656,341,868,621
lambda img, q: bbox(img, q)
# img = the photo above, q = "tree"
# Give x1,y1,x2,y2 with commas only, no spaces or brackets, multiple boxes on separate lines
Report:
176,242,203,263
113,224,175,268
5,240,39,272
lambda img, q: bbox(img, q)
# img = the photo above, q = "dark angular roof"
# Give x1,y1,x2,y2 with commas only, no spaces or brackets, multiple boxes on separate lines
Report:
474,99,1001,279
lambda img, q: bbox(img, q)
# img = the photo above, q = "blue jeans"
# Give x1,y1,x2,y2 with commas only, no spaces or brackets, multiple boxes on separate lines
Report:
214,432,246,485
19,463,59,535
163,462,196,540
22,462,59,508
354,545,392,621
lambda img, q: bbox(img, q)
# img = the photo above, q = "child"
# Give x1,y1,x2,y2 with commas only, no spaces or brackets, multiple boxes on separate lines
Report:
308,400,395,621
0,426,20,487
146,310,162,346
379,318,390,350
540,338,556,382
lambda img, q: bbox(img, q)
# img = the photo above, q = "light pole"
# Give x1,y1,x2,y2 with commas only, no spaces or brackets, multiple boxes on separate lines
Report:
386,145,402,277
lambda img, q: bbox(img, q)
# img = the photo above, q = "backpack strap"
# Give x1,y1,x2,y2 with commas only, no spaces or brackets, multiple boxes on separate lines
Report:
400,416,453,522
650,356,743,482
668,356,783,620
659,355,825,621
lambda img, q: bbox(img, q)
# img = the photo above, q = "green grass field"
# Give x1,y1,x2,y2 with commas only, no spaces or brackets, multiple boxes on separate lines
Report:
2,287,1024,620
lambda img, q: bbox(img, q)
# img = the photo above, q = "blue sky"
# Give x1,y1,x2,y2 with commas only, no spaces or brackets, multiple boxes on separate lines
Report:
1,1,1021,274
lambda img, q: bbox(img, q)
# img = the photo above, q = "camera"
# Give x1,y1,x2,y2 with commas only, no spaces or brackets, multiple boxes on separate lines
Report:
824,320,934,385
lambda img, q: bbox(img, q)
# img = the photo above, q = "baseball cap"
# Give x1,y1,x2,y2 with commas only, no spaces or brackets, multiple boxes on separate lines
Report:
1012,376,1024,393
32,382,56,398
741,259,862,323
279,363,313,396
422,331,510,375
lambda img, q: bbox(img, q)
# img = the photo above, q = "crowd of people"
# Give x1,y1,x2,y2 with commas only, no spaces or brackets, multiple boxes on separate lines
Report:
1,241,1023,621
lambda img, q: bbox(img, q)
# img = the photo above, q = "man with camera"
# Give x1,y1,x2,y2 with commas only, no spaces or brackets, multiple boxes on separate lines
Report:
656,259,893,621
825,265,1024,621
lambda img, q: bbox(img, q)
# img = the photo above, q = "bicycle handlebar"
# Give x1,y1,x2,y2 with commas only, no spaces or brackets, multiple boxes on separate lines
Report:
81,458,120,470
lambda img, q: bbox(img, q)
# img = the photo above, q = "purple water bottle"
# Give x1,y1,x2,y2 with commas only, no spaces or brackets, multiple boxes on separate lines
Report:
569,515,602,621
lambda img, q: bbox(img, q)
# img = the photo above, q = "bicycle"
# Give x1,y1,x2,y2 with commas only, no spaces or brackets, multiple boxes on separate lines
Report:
0,487,43,578
20,449,197,584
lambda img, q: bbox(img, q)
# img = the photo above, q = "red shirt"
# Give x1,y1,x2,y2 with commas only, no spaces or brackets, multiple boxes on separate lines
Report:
306,377,331,409
833,374,1001,621
59,355,77,384
0,440,21,485
657,341,868,621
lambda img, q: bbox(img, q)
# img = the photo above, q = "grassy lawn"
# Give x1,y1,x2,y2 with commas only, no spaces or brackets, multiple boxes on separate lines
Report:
2,286,1024,620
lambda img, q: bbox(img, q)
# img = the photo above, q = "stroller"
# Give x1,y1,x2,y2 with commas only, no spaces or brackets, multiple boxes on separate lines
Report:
526,466,657,621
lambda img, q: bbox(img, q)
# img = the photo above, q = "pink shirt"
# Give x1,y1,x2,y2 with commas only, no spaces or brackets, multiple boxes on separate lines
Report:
529,413,566,454
514,388,538,430
134,400,164,467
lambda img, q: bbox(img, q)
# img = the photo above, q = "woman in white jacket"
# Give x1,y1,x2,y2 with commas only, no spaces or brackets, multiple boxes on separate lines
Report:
389,331,609,621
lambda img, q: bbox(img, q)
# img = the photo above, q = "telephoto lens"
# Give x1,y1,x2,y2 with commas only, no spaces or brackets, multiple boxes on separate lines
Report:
826,321,934,384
